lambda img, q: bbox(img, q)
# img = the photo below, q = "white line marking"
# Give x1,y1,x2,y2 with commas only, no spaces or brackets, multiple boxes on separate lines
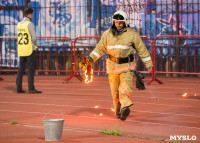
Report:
0,100,200,109
0,102,200,117
1,92,199,102
0,109,200,130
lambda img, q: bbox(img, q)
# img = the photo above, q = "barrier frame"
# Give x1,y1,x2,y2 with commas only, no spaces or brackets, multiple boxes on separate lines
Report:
0,36,74,81
64,36,160,85
153,35,200,83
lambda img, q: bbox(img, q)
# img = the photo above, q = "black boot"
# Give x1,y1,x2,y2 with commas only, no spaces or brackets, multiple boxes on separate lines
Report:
120,107,130,121
29,89,42,94
17,90,25,93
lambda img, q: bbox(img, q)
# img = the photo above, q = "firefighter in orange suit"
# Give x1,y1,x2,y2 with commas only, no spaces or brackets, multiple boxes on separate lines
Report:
83,10,153,120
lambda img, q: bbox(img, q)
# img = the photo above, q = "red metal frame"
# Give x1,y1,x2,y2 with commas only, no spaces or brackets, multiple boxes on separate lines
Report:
140,36,162,85
0,36,17,81
65,36,157,85
0,36,74,82
153,35,200,83
64,36,102,83
2,35,199,83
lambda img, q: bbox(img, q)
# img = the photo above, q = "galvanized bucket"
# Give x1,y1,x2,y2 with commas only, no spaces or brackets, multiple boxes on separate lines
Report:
43,111,64,141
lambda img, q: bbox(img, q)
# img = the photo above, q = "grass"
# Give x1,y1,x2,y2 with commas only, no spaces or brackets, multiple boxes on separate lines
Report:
100,127,122,136
11,121,19,125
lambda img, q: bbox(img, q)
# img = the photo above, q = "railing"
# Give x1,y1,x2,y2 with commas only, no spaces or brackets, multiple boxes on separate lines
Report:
64,36,157,84
0,36,74,81
153,35,200,83
1,35,200,84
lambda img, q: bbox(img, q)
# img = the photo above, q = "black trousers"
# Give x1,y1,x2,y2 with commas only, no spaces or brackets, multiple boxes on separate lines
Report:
16,51,36,91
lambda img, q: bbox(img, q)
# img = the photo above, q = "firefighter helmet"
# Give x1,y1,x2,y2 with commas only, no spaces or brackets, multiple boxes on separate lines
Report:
112,10,128,25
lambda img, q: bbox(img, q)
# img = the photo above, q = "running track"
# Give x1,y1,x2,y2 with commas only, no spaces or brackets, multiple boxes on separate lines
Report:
0,75,199,143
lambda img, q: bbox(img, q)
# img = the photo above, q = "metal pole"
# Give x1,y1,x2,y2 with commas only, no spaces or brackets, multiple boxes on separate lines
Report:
176,0,180,72
176,0,179,36
98,0,101,36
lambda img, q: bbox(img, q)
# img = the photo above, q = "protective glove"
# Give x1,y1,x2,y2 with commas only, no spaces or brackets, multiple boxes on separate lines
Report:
79,56,93,71
134,71,145,90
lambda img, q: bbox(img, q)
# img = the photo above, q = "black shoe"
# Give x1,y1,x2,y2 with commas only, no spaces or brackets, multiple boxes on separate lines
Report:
17,90,25,93
29,89,42,94
116,114,121,119
120,107,130,121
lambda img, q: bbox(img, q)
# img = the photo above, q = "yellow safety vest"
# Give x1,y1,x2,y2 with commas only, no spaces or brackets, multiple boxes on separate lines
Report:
17,21,33,57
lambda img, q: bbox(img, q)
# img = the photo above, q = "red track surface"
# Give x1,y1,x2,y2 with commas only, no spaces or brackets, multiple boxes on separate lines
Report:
0,75,200,143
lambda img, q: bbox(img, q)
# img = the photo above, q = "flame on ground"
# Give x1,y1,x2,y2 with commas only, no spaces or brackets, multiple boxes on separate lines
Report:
182,93,187,97
111,108,115,112
94,105,99,109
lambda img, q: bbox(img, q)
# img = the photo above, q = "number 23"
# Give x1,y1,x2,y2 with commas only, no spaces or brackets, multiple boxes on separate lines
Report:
18,33,29,45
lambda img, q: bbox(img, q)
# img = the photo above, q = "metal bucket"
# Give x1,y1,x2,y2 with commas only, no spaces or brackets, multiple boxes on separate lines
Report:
43,111,64,141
